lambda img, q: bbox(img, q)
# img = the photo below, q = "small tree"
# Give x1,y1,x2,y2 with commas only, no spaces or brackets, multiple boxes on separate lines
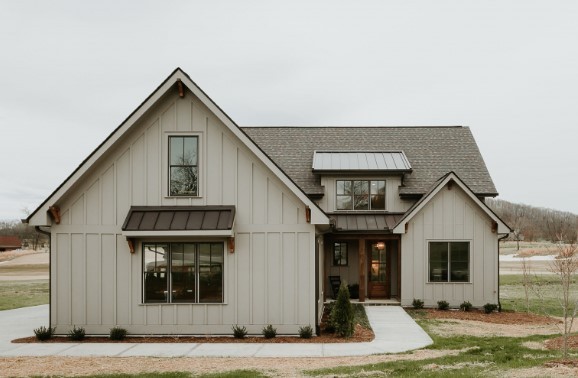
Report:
520,256,533,313
549,237,578,358
330,282,354,337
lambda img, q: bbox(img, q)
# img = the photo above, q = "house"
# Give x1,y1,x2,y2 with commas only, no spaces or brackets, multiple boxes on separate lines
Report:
26,68,510,336
0,236,22,252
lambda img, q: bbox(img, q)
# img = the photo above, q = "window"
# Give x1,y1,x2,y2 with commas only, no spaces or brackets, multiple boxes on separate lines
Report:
333,242,348,266
143,242,223,303
169,136,198,196
336,180,385,210
429,242,470,283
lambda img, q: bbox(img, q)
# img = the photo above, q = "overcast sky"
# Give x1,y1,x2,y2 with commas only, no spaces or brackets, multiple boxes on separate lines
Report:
1,1,577,221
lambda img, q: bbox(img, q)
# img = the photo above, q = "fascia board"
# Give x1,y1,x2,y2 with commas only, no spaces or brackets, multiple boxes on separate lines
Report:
393,173,510,234
179,74,329,225
122,230,234,237
27,71,182,226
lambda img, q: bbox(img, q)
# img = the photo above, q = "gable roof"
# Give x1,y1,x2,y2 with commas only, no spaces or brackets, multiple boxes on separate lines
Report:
27,68,329,226
392,171,510,235
242,126,498,197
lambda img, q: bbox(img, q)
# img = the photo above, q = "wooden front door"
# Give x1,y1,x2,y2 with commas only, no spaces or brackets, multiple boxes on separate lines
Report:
367,241,389,298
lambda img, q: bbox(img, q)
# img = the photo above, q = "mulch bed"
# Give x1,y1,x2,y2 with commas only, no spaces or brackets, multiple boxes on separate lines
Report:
13,324,374,344
545,335,578,351
407,308,559,325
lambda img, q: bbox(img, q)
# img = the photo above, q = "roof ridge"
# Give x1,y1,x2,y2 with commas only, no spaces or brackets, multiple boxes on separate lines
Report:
241,125,465,129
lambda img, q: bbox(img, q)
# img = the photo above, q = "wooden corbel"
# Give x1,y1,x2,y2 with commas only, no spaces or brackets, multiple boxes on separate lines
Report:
491,221,498,233
305,206,311,223
227,237,235,253
405,223,409,233
447,180,453,190
177,79,185,98
127,238,135,254
48,206,61,224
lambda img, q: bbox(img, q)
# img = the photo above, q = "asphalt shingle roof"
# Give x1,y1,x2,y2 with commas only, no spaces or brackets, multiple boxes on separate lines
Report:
242,126,498,197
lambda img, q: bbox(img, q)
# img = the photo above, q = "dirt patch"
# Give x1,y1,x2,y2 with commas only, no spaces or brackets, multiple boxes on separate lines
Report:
545,335,578,351
410,308,558,325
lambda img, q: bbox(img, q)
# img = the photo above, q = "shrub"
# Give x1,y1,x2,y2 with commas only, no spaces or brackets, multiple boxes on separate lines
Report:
437,300,450,311
262,324,277,339
109,326,128,340
347,283,359,299
483,303,498,314
68,325,86,341
460,301,473,312
298,325,313,339
330,282,354,337
232,325,248,339
34,326,55,341
412,299,424,309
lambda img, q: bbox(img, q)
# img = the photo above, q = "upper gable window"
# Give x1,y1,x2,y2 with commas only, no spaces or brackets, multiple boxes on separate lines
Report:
169,136,198,196
336,180,385,210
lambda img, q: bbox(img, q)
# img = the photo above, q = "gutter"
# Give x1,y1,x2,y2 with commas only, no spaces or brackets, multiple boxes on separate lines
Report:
497,233,509,312
34,226,51,329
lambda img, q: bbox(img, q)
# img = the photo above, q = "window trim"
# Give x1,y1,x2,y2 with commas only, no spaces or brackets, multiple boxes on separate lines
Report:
427,240,471,284
164,132,203,198
142,241,225,304
333,242,348,266
335,179,386,211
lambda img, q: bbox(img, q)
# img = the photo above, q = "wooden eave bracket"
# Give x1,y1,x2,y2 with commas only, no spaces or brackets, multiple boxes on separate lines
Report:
127,238,135,254
227,237,235,253
177,79,185,98
48,206,61,224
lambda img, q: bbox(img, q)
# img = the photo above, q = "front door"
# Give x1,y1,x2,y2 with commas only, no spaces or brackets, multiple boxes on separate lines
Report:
367,241,389,298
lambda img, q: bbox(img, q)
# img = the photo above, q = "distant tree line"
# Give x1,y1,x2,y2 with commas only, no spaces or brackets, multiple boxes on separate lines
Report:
487,198,578,243
0,219,48,250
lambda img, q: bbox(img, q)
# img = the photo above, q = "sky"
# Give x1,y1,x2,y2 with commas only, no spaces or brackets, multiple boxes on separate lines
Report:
1,0,577,221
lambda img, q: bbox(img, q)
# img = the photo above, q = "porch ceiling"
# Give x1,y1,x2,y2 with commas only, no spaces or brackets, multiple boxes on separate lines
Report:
330,213,404,233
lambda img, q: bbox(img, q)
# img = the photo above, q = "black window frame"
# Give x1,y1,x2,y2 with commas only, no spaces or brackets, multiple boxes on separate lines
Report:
169,135,199,197
336,179,386,211
428,241,470,283
142,242,224,304
333,242,348,266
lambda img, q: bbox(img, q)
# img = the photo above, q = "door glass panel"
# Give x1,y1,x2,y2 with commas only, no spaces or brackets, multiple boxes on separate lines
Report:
370,243,387,282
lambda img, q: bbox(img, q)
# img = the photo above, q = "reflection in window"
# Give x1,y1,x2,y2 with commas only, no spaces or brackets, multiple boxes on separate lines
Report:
336,180,385,210
143,242,223,303
169,136,198,196
333,242,348,266
429,242,470,283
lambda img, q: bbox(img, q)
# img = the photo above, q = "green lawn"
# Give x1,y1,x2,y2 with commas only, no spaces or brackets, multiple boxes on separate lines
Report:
0,280,49,310
500,274,577,317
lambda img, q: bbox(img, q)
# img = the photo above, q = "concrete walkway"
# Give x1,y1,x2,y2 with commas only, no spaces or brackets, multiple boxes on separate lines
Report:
0,305,432,357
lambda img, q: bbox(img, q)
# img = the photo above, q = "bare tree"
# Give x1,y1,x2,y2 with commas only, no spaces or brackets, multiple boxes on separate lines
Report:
548,237,578,358
520,256,533,313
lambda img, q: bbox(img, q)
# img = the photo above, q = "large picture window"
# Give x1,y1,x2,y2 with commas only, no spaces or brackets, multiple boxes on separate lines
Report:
143,242,223,303
336,180,385,210
169,136,198,196
429,241,470,283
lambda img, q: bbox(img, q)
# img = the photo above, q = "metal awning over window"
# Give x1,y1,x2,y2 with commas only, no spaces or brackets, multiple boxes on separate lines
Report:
312,151,412,173
330,213,404,233
121,206,235,237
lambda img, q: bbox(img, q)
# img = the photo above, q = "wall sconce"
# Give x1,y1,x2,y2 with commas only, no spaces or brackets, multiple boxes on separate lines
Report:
228,237,235,253
376,241,385,250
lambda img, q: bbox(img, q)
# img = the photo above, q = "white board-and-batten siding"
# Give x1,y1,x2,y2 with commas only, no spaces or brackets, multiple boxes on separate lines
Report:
50,91,316,335
400,184,499,307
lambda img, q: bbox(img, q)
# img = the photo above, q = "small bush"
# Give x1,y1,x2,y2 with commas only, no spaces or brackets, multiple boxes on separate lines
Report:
437,300,450,311
483,303,498,314
109,326,128,340
34,326,55,341
347,283,359,299
460,301,473,312
330,282,354,337
298,325,313,339
232,325,248,339
412,299,424,309
262,324,277,339
68,325,86,341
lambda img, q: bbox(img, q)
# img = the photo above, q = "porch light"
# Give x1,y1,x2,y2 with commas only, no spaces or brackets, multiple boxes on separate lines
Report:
376,242,385,250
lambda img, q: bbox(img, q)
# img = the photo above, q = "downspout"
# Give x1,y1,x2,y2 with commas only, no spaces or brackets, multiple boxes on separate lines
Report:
497,233,509,312
35,226,51,328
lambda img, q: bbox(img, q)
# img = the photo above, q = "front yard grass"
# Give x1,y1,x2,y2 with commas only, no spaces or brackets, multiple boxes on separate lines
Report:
0,280,49,310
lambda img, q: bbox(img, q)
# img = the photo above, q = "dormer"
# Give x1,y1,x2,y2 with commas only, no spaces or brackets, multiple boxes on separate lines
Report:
312,151,414,213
